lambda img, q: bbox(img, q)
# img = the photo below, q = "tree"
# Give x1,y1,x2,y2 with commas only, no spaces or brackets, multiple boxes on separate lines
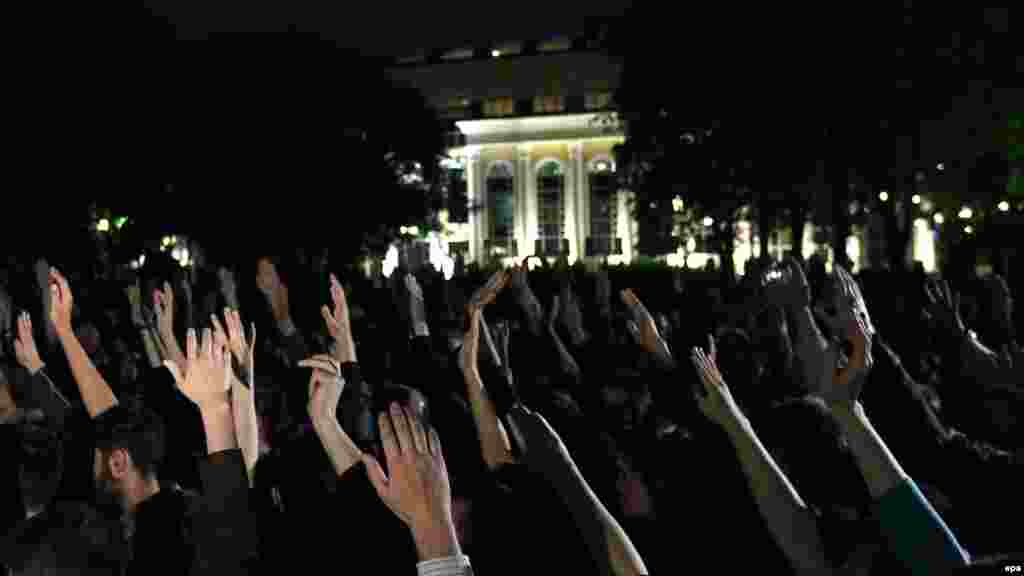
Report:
91,32,444,265
610,4,1021,274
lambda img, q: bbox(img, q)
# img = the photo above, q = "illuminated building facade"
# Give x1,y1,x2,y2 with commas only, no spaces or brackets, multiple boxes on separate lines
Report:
388,34,634,266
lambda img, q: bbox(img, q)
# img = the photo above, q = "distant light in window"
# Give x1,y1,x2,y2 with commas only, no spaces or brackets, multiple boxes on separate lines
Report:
933,213,945,224
963,225,973,234
703,216,714,227
878,191,889,202
998,200,1010,212
672,196,684,213
491,49,500,58
958,206,972,220
382,245,399,278
911,194,921,205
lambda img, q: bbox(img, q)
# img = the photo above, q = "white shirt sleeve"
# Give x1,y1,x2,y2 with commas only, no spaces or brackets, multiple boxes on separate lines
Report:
416,555,472,576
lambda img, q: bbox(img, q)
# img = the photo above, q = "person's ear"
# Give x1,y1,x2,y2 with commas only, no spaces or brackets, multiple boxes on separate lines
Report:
108,448,131,480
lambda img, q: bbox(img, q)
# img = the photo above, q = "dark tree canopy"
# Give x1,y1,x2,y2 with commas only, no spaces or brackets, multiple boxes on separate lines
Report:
12,28,443,264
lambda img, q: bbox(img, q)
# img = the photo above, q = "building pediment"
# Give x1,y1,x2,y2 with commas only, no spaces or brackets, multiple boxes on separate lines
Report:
455,113,621,146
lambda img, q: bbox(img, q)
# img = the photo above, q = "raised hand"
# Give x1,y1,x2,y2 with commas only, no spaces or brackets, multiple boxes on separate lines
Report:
690,342,745,429
559,280,588,347
363,405,460,561
509,260,544,325
164,328,231,410
924,279,965,335
505,404,575,476
226,309,255,370
14,311,45,374
153,282,176,338
320,273,356,364
298,354,345,425
762,256,811,309
469,269,509,309
620,289,674,368
815,266,875,341
822,314,872,406
47,268,74,337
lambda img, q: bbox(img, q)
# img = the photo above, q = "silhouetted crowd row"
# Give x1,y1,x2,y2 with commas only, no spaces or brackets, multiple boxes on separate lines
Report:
1,248,1021,575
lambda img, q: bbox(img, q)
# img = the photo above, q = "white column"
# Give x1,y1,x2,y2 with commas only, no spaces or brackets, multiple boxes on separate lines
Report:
522,148,538,256
567,141,584,262
517,145,531,259
466,149,483,264
618,189,634,263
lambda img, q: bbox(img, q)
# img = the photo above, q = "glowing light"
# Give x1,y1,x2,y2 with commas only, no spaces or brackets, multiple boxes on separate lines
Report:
936,162,945,171
96,219,110,232
878,191,889,202
913,218,936,272
963,225,973,235
114,216,128,229
382,245,399,278
491,49,500,58
911,194,921,205
686,237,697,252
138,254,146,267
998,201,1010,213
666,248,686,268
686,252,717,269
933,213,945,224
672,196,684,213
703,216,714,227
845,236,861,273
427,233,455,280
958,206,972,220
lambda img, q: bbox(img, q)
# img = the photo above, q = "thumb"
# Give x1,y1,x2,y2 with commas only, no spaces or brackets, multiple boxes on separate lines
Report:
163,360,184,386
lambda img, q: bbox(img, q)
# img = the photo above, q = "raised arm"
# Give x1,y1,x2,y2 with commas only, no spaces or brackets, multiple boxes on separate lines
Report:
462,276,516,470
165,328,255,575
212,309,260,483
823,271,969,575
690,340,831,575
299,355,362,477
49,268,118,418
13,311,70,430
363,405,471,575
154,281,188,376
506,404,648,576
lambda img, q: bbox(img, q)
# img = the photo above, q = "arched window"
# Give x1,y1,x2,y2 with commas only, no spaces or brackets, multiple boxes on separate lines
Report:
536,161,565,255
587,159,620,255
486,162,516,256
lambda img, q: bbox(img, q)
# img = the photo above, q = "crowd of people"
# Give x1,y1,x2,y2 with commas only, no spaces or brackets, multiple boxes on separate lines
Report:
0,244,1020,575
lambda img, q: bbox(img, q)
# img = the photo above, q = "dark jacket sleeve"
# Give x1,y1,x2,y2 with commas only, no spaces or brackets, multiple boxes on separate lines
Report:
190,449,256,575
23,369,72,432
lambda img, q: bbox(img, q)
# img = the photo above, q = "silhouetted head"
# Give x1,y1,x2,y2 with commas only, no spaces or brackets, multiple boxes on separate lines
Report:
91,400,165,513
